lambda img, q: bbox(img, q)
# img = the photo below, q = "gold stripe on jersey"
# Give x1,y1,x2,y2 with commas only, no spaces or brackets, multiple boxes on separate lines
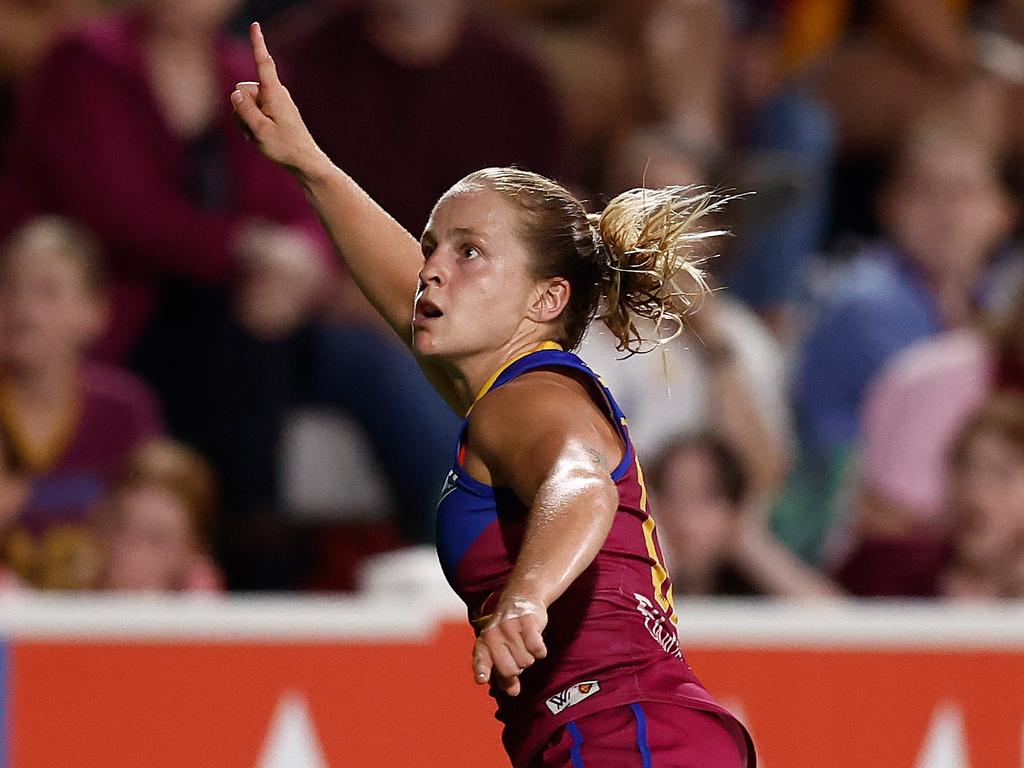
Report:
635,455,679,625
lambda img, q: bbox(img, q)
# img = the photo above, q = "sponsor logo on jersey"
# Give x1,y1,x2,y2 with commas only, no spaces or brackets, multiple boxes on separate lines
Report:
438,470,459,504
634,593,682,658
545,680,601,715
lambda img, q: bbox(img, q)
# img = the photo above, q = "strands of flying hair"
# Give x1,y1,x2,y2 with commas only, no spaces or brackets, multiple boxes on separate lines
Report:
596,185,744,357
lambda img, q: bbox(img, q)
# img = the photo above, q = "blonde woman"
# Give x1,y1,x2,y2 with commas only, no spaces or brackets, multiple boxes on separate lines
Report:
232,23,753,768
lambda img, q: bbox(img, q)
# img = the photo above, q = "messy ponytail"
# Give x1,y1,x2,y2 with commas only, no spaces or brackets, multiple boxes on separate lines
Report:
461,168,733,353
591,186,730,353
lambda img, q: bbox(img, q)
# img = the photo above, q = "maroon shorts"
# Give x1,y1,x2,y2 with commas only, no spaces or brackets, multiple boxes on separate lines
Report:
528,703,750,768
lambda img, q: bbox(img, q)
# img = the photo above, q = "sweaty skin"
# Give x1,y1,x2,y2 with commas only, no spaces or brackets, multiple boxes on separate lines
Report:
232,23,624,697
465,370,623,696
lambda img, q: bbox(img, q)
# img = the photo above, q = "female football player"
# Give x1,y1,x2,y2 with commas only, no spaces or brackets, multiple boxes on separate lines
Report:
232,22,753,767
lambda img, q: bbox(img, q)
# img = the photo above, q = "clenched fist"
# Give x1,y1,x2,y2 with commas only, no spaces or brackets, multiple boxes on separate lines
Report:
473,595,549,698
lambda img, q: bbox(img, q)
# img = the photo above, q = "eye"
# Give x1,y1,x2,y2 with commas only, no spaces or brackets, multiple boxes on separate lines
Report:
462,244,480,259
421,241,435,258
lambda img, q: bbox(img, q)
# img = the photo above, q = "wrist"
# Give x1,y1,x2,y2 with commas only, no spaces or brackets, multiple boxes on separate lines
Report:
294,147,335,190
499,579,551,612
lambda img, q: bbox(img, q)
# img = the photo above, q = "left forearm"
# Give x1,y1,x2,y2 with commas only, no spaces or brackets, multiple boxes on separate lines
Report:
502,469,619,610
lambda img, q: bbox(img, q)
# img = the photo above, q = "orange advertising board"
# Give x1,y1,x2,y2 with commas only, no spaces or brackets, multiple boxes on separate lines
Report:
1,598,1022,767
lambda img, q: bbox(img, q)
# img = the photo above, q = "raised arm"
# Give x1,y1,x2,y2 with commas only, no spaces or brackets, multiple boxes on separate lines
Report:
229,24,462,402
464,371,623,696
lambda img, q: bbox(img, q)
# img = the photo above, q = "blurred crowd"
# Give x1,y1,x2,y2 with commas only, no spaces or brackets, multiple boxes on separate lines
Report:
1,0,1024,600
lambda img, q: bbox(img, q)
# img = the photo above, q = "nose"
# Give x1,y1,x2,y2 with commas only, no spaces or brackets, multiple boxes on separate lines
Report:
418,249,448,288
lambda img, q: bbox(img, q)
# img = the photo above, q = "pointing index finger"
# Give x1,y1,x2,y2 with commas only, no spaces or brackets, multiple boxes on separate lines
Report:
249,22,281,89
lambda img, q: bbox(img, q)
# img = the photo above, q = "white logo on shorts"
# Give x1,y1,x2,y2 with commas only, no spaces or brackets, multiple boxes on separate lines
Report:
545,680,601,715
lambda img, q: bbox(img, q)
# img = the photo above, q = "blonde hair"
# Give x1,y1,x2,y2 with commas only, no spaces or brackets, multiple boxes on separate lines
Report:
1,215,106,294
112,439,218,545
461,168,733,353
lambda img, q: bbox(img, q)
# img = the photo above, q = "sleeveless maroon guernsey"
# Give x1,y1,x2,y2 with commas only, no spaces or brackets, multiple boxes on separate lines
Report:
435,343,755,767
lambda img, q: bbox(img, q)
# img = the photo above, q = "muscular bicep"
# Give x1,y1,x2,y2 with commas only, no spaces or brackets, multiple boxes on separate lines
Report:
470,373,624,508
506,435,617,514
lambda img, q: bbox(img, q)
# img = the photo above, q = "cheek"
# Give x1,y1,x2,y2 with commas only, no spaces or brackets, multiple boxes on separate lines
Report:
453,270,528,327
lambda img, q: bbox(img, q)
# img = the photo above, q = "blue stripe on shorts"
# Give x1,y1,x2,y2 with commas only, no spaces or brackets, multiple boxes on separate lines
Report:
630,703,653,768
566,720,585,768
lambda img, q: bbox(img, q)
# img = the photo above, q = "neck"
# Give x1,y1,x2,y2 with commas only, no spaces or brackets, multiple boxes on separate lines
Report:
904,252,978,327
449,336,559,413
930,272,977,328
2,358,79,407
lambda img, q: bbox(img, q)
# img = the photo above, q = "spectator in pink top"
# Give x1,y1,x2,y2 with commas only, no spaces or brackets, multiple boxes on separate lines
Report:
0,217,162,590
834,282,1024,596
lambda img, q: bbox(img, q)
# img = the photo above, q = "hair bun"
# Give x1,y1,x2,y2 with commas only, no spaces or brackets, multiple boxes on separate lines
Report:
595,185,736,354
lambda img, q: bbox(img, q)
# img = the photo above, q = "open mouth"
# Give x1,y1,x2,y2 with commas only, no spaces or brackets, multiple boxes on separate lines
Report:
414,297,444,322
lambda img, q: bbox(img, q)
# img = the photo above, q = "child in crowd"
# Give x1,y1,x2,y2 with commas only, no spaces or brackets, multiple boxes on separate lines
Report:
648,433,838,598
838,395,1024,598
0,217,161,589
941,396,1024,599
96,439,221,593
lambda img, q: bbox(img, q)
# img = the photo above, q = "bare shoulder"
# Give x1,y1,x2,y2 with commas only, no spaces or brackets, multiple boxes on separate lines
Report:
467,369,623,481
470,369,600,436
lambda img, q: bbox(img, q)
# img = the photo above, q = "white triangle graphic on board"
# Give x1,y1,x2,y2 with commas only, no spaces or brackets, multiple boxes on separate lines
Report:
256,692,328,768
915,702,969,768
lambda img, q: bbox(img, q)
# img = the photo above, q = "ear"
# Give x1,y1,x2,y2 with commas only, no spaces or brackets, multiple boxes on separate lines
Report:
528,277,571,324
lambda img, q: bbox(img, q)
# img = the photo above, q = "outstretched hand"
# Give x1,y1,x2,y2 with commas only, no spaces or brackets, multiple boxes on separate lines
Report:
230,22,327,178
473,596,548,698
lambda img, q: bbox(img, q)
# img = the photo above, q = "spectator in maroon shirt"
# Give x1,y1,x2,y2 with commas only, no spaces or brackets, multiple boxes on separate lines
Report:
0,1,338,588
0,217,162,589
1,1,330,363
275,0,570,235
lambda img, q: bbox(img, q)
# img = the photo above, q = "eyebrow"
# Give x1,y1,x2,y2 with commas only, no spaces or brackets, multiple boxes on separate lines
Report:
420,226,489,245
451,227,485,238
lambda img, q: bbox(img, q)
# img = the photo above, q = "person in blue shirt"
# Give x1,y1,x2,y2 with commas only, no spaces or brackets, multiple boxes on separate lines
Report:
780,112,1016,561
